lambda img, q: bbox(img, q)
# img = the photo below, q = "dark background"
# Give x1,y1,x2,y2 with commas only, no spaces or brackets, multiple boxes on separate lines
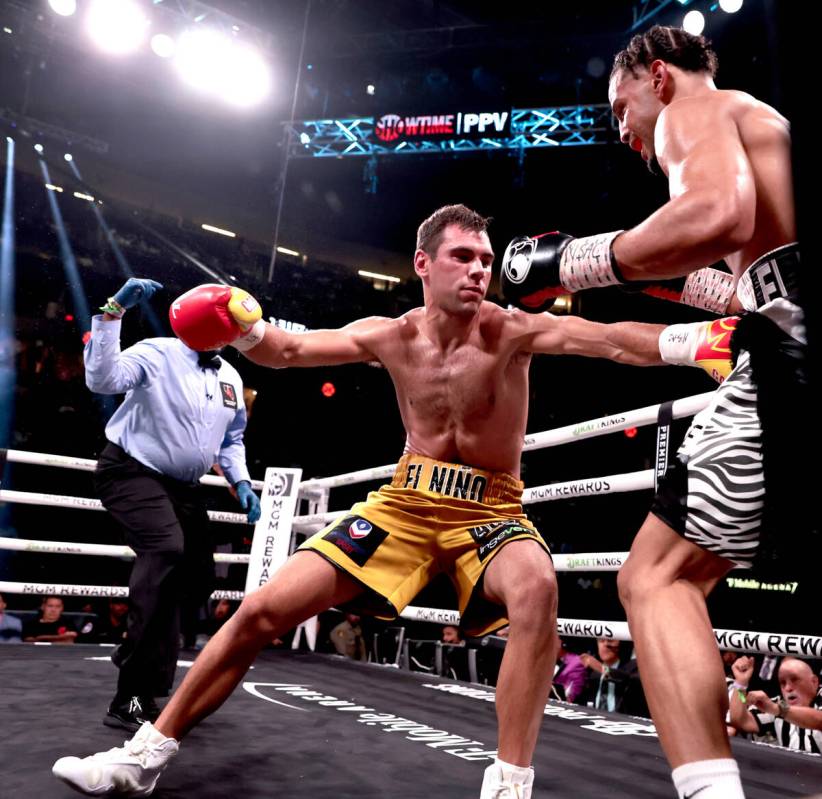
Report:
0,0,815,637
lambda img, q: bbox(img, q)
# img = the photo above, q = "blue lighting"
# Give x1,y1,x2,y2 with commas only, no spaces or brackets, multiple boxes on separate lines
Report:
0,137,16,449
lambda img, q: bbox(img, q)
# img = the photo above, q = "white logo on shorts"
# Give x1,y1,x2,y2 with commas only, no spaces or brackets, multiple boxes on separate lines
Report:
349,520,372,539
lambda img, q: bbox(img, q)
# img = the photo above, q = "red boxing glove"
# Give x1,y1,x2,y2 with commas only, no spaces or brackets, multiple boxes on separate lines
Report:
169,284,262,351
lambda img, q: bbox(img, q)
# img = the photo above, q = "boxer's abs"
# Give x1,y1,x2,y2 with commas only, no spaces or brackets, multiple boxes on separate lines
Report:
388,350,530,478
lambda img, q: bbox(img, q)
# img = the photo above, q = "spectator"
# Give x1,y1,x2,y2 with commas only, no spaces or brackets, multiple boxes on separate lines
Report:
441,625,463,645
77,599,129,644
0,592,23,643
553,639,586,703
22,596,77,644
579,638,648,717
728,656,822,752
330,612,367,660
440,624,470,681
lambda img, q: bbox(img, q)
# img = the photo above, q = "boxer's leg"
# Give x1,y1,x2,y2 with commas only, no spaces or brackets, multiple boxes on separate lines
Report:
480,539,557,798
157,550,362,739
53,551,362,796
618,514,741,799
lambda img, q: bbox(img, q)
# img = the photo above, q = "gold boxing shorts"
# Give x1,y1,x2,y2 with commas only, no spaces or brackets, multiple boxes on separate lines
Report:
298,454,551,637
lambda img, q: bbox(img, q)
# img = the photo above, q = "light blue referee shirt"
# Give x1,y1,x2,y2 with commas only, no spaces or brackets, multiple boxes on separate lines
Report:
84,315,251,486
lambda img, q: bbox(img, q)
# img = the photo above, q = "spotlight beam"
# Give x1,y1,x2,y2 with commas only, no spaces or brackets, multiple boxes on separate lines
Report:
0,137,16,449
133,221,233,286
36,158,92,331
65,157,164,336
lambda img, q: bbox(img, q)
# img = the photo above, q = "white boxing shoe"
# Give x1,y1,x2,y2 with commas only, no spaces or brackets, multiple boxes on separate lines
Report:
52,722,178,797
480,761,534,799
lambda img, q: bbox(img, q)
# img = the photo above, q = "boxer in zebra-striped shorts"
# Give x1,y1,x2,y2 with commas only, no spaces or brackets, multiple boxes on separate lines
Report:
651,246,805,569
508,24,810,799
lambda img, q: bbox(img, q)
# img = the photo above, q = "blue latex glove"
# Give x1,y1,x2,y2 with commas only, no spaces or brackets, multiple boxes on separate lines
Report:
236,481,261,524
112,278,163,310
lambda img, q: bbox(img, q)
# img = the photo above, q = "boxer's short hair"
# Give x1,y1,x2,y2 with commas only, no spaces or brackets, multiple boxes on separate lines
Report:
612,24,719,79
416,204,492,258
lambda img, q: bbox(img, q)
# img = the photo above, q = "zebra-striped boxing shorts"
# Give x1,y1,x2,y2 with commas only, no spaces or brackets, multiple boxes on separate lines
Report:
651,244,804,567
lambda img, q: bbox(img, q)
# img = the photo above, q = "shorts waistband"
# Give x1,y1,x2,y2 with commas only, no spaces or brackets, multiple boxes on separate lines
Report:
737,243,801,311
391,454,523,505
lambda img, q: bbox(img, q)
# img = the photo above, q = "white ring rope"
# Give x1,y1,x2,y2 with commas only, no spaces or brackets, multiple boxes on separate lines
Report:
1,392,710,530
0,578,815,659
5,390,810,661
0,489,249,525
294,391,714,492
0,535,619,571
0,536,250,563
291,470,657,530
0,449,266,491
0,580,244,602
522,391,712,451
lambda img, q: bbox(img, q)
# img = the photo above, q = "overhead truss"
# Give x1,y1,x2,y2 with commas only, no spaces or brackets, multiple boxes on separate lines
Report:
286,104,614,159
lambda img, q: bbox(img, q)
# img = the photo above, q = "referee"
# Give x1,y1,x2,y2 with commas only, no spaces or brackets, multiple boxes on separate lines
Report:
84,278,260,732
729,655,822,753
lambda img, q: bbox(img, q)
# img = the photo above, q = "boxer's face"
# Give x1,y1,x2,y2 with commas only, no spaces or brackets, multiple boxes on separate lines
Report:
415,224,493,317
609,66,665,170
778,659,819,707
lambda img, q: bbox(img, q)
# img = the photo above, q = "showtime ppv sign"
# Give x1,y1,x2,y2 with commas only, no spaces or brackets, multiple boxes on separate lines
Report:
374,110,510,142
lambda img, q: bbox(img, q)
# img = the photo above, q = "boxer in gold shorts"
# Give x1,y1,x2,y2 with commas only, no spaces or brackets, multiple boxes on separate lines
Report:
303,454,548,637
54,205,671,799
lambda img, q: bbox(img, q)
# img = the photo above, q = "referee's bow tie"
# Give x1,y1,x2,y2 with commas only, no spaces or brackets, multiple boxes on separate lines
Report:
197,351,222,370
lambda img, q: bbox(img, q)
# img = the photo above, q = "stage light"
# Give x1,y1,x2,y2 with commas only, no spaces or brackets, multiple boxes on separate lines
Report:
276,246,300,256
86,0,149,56
73,191,95,201
150,33,176,59
201,223,236,237
34,143,44,153
65,314,74,322
299,132,310,145
64,153,73,161
321,382,336,398
624,427,638,439
358,269,400,284
48,0,77,17
175,29,271,107
682,10,705,35
45,184,64,192
175,29,232,94
366,84,375,95
719,0,743,11
223,43,271,107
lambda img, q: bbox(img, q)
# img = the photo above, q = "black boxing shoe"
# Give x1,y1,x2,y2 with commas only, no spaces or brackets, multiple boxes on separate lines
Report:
104,695,159,733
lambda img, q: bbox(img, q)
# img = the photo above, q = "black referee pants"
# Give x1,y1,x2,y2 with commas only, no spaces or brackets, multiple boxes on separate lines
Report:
94,443,215,699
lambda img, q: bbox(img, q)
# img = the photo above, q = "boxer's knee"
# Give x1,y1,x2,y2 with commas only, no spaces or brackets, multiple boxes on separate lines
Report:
504,568,558,636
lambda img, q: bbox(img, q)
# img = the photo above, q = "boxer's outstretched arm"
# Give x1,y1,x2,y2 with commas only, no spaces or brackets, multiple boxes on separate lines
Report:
241,316,391,368
613,96,756,280
514,310,665,366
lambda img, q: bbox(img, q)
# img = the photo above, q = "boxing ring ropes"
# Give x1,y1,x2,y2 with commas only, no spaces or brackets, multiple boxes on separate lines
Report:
1,388,820,663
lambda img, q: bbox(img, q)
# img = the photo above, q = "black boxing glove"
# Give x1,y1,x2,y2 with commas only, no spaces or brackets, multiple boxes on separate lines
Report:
619,267,735,314
501,230,624,313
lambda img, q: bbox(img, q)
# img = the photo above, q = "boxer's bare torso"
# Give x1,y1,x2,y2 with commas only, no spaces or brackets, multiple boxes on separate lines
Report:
657,89,795,280
343,303,532,477
247,225,664,478
609,68,796,293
